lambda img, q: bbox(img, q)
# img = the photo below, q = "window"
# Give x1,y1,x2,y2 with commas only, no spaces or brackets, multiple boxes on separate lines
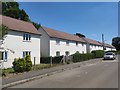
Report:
56,51,60,56
82,43,84,46
66,41,69,45
0,52,8,61
65,51,70,56
56,40,60,45
23,33,31,41
23,51,31,57
76,42,78,46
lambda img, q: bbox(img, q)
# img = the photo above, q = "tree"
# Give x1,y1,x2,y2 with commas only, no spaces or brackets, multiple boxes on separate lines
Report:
31,22,41,30
2,2,30,21
112,37,120,50
76,33,86,37
2,2,40,29
0,25,8,40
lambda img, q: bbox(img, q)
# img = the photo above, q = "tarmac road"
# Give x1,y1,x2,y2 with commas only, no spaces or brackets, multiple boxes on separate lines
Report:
10,59,118,88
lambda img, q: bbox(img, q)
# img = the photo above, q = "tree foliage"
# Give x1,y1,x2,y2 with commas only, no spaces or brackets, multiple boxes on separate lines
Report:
112,37,120,50
2,2,41,29
0,25,8,39
76,33,86,37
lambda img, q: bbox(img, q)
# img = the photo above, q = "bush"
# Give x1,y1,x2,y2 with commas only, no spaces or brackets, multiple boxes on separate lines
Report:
72,52,95,63
105,50,117,54
41,56,63,64
117,51,120,54
52,56,63,63
41,57,51,64
12,55,32,73
25,55,32,71
2,68,14,76
91,50,104,58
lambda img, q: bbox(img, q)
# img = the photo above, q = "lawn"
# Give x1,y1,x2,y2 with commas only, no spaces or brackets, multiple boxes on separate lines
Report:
1,64,63,77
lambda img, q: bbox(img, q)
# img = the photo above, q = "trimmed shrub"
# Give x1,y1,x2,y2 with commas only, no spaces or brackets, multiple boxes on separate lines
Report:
40,57,51,64
12,58,26,73
71,52,81,63
52,56,63,64
12,55,32,73
40,56,63,64
91,50,104,58
25,55,32,71
105,50,117,54
117,51,120,54
72,52,95,63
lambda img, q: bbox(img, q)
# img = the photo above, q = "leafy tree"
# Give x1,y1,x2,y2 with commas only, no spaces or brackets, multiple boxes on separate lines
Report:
76,33,86,37
0,25,8,39
2,2,41,29
112,37,120,50
32,22,41,30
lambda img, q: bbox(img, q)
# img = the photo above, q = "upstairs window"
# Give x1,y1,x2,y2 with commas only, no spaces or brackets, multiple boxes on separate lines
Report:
82,43,84,46
66,41,69,45
23,34,31,41
56,40,60,45
23,51,31,58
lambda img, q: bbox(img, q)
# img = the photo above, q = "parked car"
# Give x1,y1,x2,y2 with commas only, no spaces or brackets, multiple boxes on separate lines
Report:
103,52,116,60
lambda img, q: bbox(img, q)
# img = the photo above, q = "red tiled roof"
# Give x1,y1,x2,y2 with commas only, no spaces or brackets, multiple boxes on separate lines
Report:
41,26,86,43
104,43,115,48
83,38,102,46
1,15,41,35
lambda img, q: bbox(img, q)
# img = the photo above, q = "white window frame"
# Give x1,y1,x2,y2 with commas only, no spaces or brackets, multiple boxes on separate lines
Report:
23,51,31,58
66,41,69,46
56,40,60,45
76,42,78,46
56,51,60,56
23,33,31,41
0,51,8,62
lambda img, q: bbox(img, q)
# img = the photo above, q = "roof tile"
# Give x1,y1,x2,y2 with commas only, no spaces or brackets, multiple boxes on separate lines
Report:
41,26,86,43
1,15,41,35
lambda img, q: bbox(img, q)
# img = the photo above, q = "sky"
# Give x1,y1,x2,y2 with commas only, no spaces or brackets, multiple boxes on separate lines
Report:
19,2,118,44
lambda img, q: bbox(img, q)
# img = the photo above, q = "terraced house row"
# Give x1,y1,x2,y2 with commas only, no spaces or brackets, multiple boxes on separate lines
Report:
0,15,116,68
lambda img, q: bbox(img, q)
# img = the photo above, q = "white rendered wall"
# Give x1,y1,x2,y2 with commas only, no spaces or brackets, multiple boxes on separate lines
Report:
2,30,40,68
50,38,86,57
38,28,50,57
105,47,112,51
90,45,103,52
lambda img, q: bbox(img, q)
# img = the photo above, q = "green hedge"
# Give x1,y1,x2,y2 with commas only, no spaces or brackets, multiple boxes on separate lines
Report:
105,50,117,54
72,52,94,63
41,56,63,64
91,50,104,58
41,50,104,64
117,51,120,54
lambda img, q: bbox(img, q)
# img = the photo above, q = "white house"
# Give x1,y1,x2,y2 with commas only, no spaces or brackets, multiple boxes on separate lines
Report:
38,26,87,57
81,38,103,53
0,15,41,68
104,43,116,51
39,26,116,57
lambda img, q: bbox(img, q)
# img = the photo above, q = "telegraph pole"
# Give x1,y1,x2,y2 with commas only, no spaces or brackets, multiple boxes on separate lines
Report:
102,34,105,50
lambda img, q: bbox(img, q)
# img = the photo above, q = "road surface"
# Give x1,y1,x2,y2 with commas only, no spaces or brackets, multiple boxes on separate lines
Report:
10,59,118,88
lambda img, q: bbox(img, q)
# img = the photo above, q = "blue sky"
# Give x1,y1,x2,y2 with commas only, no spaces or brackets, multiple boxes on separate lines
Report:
19,2,118,44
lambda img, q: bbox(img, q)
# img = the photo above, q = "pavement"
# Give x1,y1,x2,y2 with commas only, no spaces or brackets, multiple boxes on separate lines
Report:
2,58,103,88
10,59,118,88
